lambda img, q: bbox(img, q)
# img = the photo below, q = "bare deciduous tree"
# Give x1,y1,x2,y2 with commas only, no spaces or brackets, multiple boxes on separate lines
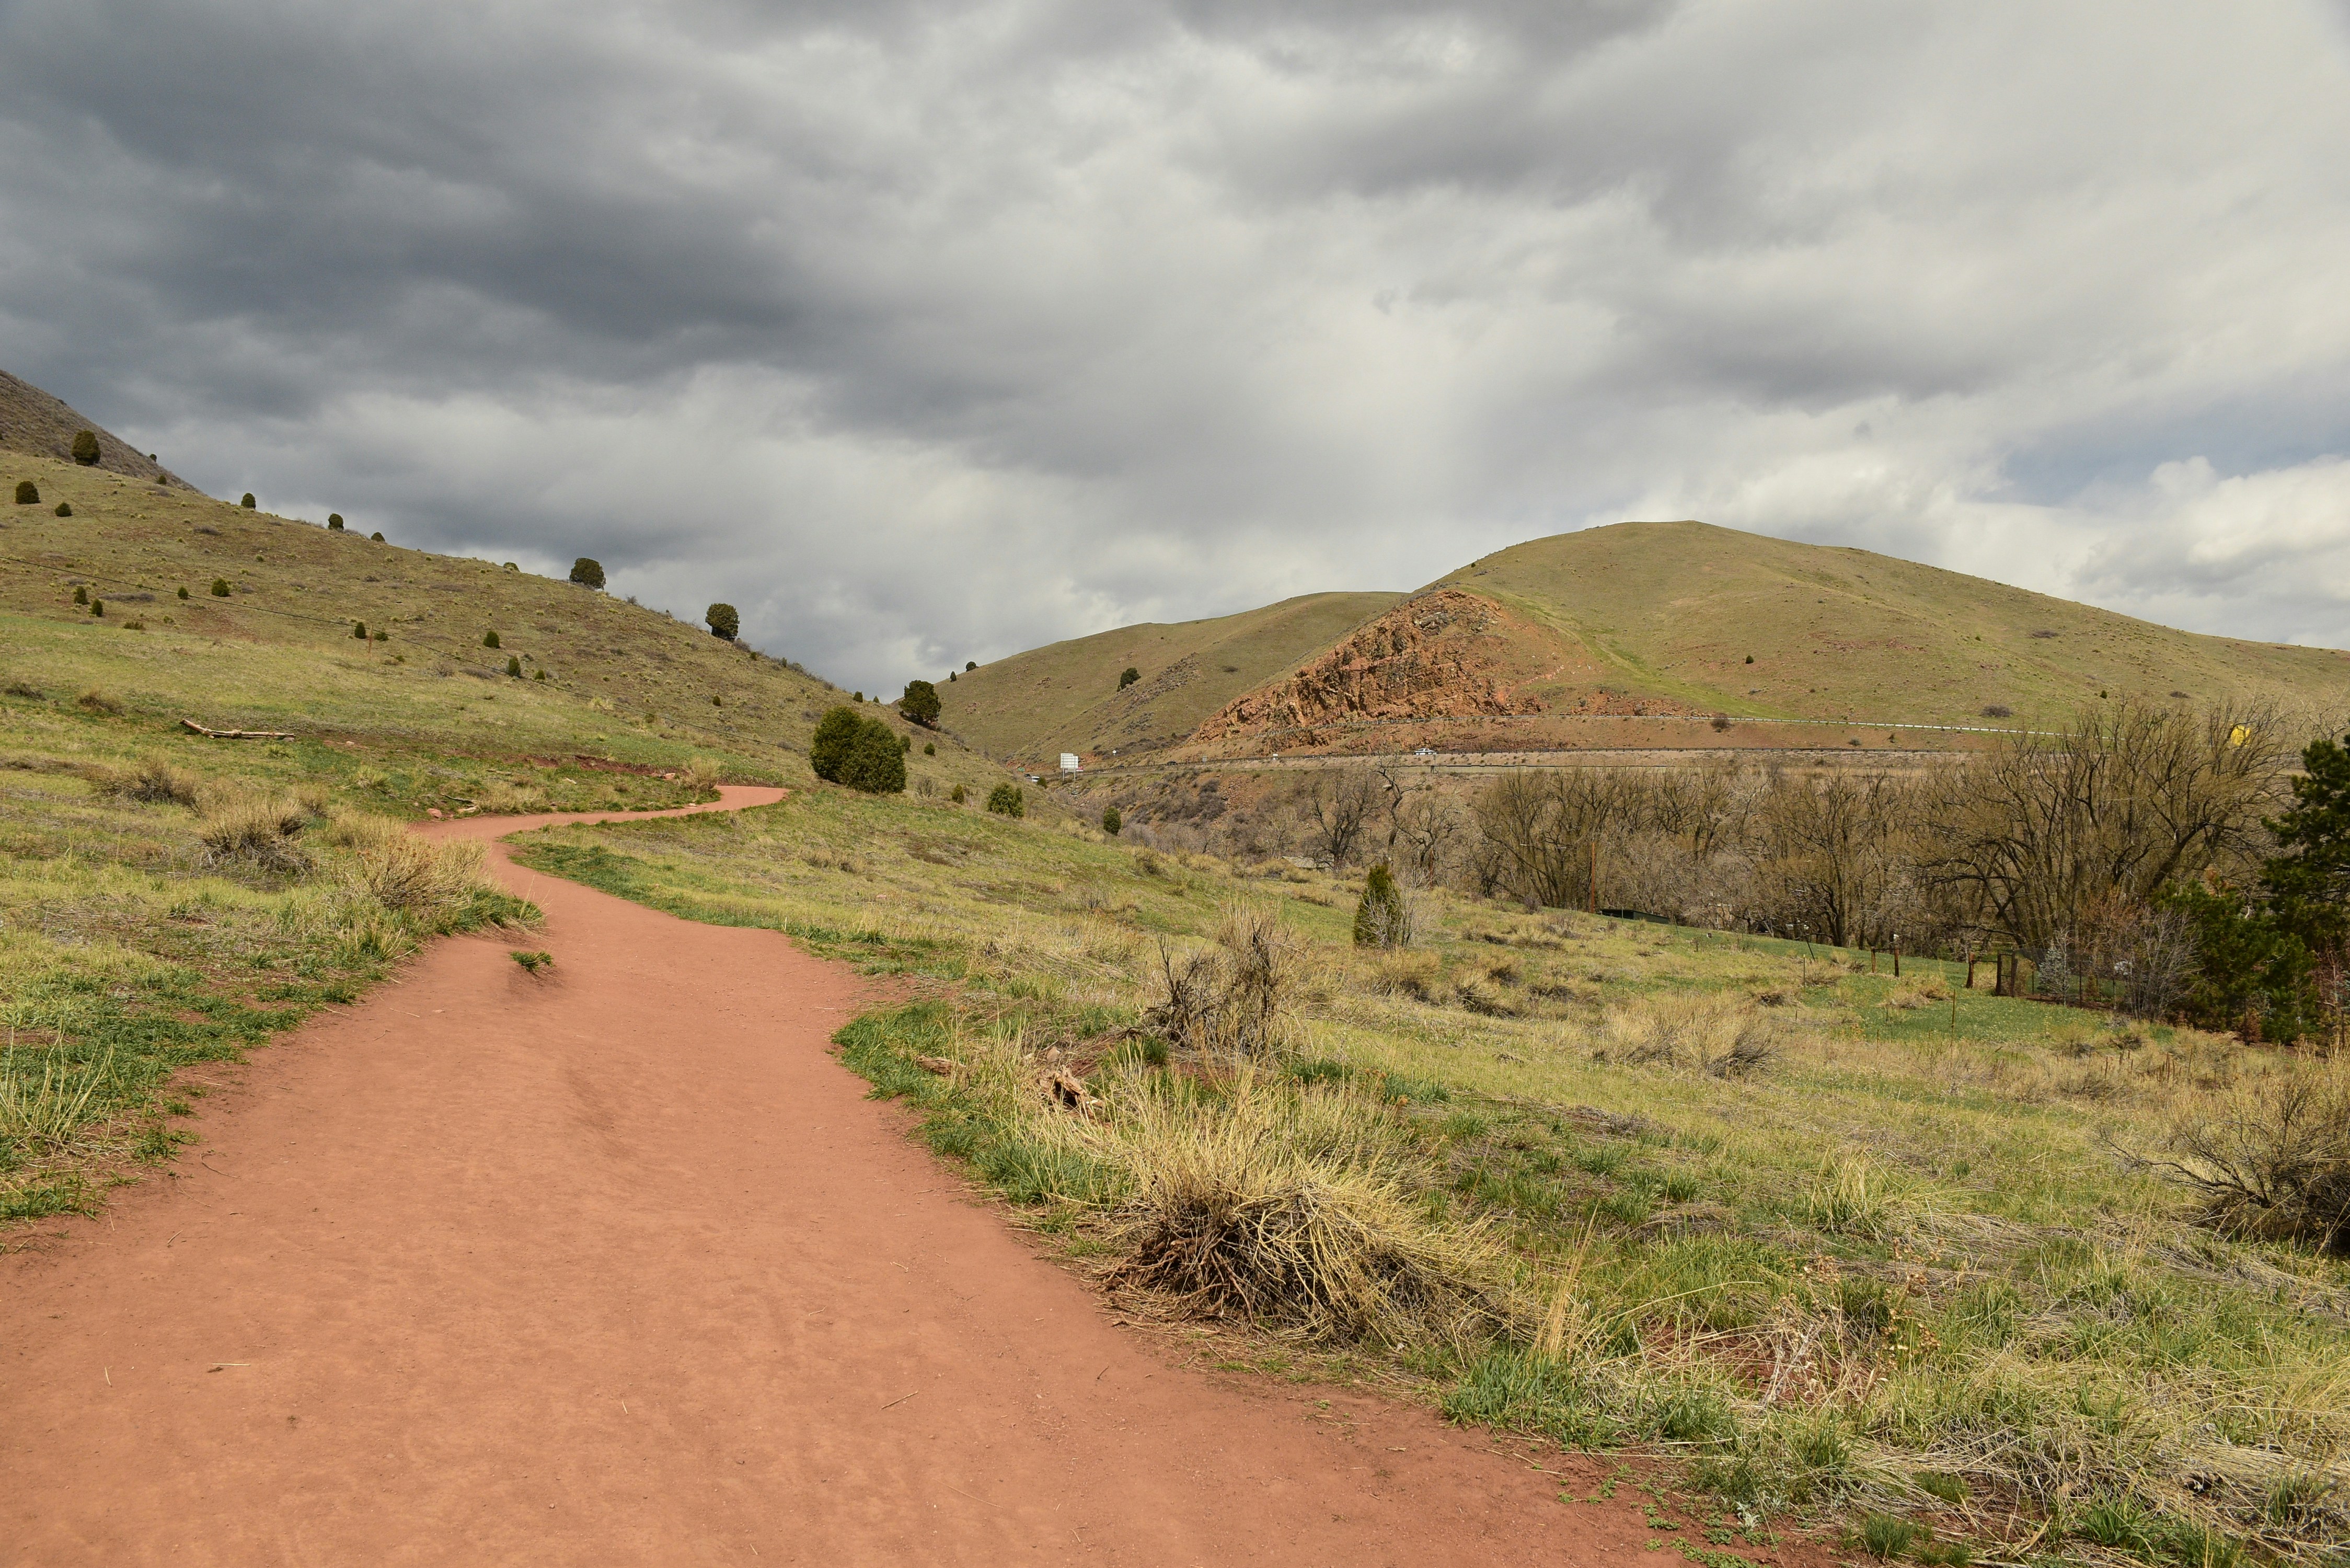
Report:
1304,766,1382,868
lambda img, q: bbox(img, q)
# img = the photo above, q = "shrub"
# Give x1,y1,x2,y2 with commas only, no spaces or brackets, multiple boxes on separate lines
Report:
2131,1068,2350,1252
511,950,553,974
71,429,100,465
1118,666,1140,689
1980,704,2012,719
374,630,388,641
15,480,37,504
706,603,739,641
370,532,384,543
950,783,966,804
985,782,1024,817
73,585,87,605
1743,653,1754,664
74,689,122,716
89,598,102,617
898,678,941,728
53,502,71,517
810,706,905,793
1145,907,1298,1059
965,660,977,671
240,492,256,509
809,706,862,781
842,718,907,794
534,668,547,680
482,630,500,649
1353,863,1411,948
922,742,935,756
569,557,605,590
352,620,368,639
197,791,312,875
176,586,189,599
210,578,231,597
328,513,344,530
1102,804,1122,835
505,655,522,677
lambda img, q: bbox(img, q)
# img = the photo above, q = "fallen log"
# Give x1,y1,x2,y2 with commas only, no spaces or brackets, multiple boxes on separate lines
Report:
181,718,295,740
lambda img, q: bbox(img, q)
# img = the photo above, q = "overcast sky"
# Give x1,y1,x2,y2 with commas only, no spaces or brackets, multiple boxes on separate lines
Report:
4,2,2347,693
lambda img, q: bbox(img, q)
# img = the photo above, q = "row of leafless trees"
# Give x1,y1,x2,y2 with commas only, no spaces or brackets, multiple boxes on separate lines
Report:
1274,700,2320,1010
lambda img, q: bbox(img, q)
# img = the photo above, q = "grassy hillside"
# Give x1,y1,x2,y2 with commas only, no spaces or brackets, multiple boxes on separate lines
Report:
1440,521,2350,728
1,368,184,485
0,447,1025,806
937,591,1402,765
512,788,2349,1565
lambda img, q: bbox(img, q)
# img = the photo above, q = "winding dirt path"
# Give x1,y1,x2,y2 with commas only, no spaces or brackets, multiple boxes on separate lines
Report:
5,788,1668,1565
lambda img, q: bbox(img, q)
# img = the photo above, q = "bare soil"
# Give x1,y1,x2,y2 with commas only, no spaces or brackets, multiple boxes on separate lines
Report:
3,788,1798,1565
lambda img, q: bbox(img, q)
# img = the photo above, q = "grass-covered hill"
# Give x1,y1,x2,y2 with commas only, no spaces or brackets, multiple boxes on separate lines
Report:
1437,521,2349,727
0,441,1021,808
934,591,1402,766
1022,522,2349,762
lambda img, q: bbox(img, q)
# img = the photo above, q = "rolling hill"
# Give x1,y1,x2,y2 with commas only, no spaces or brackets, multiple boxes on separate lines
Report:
935,591,1402,764
961,521,2350,765
0,374,1024,807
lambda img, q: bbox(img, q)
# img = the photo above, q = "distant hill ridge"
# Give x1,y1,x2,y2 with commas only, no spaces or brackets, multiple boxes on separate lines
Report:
946,520,2350,764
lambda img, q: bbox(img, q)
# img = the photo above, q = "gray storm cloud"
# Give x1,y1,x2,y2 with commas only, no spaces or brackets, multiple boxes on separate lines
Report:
2,0,2347,691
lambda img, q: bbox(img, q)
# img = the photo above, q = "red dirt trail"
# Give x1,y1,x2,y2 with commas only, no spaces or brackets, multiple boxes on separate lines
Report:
5,788,1685,1565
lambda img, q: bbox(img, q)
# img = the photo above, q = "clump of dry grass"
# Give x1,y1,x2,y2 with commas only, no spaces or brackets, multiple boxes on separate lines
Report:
324,811,493,917
470,778,549,815
1095,1072,1515,1346
1592,994,1787,1077
82,755,201,806
195,791,313,875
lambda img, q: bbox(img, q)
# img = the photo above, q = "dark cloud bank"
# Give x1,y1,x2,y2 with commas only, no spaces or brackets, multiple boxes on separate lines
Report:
3,1,2347,691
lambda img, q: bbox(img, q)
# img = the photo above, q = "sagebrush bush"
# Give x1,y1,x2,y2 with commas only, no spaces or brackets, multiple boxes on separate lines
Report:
71,429,100,465
15,480,38,504
2133,1067,2350,1253
986,782,1024,817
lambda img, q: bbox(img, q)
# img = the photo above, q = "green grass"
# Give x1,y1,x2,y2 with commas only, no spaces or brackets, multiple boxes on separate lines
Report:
514,785,2350,1564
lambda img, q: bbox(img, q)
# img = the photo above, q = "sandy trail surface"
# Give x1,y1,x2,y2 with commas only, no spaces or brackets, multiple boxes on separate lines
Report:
5,787,1658,1565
